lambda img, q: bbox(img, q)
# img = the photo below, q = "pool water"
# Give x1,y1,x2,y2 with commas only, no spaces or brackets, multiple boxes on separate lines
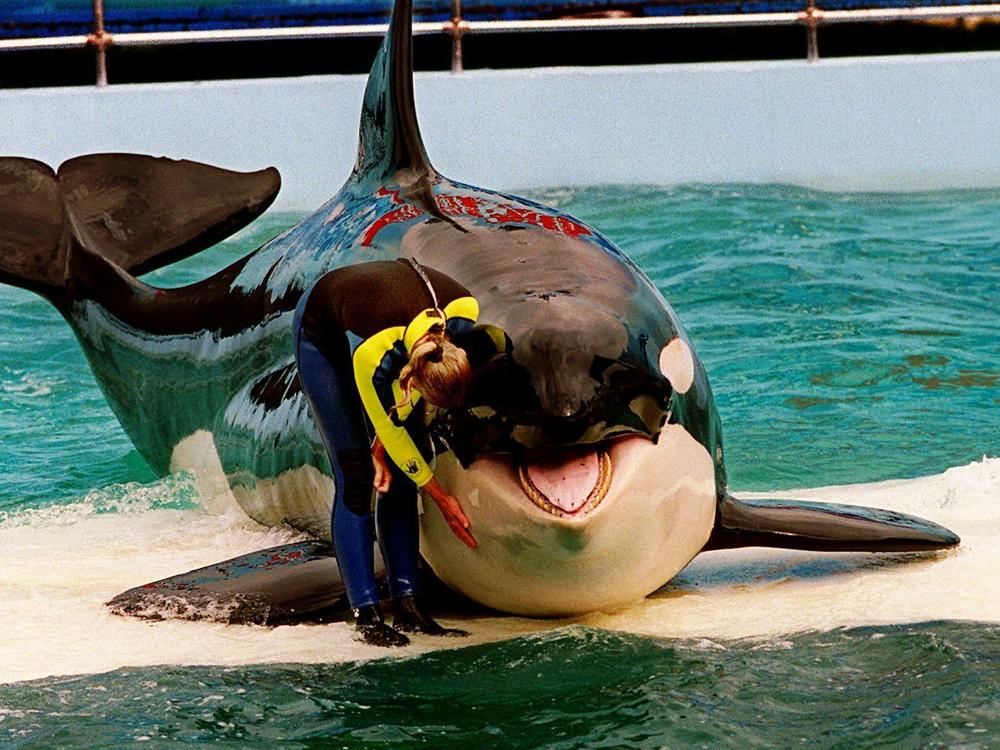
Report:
1,184,998,747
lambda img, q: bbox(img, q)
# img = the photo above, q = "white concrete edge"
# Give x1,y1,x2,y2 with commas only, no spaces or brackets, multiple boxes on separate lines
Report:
4,51,1000,209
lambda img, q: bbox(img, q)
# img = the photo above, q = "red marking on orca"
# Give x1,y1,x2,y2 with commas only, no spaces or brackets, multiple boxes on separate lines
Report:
376,186,406,205
436,194,484,218
264,550,305,567
483,205,592,238
360,192,592,246
361,204,423,246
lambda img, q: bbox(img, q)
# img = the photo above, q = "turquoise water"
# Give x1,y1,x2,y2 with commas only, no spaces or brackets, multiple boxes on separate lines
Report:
1,184,998,744
573,185,1000,490
4,624,1000,748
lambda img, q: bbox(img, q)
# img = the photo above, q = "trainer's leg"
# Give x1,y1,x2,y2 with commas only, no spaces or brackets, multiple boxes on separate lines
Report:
375,463,420,600
294,346,376,604
376,462,468,638
292,290,378,608
293,295,407,646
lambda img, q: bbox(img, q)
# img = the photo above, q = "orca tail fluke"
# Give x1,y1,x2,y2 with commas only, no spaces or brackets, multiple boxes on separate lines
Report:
59,154,280,277
703,494,960,553
0,157,68,300
1,153,280,303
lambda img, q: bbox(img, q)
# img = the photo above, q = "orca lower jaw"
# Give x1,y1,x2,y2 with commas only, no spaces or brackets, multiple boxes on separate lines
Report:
516,448,613,518
422,427,719,616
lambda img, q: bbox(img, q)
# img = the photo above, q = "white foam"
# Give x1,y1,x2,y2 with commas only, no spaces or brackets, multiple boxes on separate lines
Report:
169,431,247,519
582,456,1000,640
1,457,997,684
0,371,58,399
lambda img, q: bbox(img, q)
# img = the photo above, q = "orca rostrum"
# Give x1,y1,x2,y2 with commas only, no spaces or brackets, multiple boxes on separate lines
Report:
0,0,959,624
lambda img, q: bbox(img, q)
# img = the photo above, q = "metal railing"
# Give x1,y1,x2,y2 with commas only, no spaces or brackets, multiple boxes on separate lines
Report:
2,0,999,85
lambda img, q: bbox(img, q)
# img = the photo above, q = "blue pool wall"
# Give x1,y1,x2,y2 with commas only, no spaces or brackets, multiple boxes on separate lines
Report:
2,52,1000,209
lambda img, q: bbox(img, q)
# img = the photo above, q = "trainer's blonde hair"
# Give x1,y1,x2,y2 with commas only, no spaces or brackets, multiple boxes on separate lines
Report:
398,330,471,410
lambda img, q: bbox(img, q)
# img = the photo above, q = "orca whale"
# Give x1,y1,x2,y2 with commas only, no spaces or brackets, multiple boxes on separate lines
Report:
0,0,959,622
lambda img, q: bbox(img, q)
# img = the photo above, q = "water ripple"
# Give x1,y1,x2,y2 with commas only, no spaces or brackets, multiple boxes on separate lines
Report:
2,624,999,749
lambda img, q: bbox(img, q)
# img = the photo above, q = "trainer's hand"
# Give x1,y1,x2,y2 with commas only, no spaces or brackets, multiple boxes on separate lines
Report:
371,437,392,493
424,477,477,548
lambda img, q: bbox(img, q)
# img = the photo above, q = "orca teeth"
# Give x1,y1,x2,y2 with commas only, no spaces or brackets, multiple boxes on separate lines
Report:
517,451,612,518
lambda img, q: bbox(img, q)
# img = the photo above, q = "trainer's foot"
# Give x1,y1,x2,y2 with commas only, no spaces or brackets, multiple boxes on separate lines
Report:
353,605,410,647
393,596,469,637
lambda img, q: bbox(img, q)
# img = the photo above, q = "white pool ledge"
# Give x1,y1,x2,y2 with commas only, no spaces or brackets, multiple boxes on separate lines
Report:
3,51,1000,209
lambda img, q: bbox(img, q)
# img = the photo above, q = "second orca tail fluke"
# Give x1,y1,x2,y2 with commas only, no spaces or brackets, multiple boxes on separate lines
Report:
0,153,280,307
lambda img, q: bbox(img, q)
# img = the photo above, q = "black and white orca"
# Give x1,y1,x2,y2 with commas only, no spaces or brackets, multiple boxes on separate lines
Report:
0,0,958,623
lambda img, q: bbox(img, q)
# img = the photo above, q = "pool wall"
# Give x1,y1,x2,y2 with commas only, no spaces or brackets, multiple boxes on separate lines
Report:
3,52,999,209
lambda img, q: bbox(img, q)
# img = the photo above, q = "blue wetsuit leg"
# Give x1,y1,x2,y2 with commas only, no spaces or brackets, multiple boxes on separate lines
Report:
375,461,421,599
293,291,379,610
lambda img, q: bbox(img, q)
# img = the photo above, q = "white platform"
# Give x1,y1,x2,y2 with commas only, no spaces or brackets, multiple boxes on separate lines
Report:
3,52,1000,209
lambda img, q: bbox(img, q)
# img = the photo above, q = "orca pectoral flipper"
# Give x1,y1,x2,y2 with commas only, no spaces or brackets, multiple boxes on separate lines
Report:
106,541,348,625
704,494,960,552
59,153,280,276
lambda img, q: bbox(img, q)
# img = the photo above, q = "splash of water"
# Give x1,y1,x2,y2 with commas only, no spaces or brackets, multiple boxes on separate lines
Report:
1,458,996,685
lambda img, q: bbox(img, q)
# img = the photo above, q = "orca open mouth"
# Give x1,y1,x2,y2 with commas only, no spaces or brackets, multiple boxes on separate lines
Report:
516,448,612,517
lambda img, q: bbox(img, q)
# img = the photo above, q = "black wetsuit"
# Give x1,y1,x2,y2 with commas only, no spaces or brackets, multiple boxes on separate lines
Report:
293,259,499,609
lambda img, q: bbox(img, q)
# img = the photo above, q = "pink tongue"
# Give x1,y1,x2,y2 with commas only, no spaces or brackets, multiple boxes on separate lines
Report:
525,450,600,513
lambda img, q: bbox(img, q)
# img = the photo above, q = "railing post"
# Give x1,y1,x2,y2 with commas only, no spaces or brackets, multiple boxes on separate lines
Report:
88,0,111,86
450,0,464,73
802,0,821,62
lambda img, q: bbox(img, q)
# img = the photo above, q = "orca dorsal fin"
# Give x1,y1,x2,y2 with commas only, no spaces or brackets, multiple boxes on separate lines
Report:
354,0,433,182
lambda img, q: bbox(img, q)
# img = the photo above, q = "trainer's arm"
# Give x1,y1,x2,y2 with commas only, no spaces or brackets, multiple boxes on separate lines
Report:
353,332,434,488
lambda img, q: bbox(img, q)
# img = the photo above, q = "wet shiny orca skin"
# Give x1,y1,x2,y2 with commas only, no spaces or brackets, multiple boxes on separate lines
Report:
0,0,958,619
